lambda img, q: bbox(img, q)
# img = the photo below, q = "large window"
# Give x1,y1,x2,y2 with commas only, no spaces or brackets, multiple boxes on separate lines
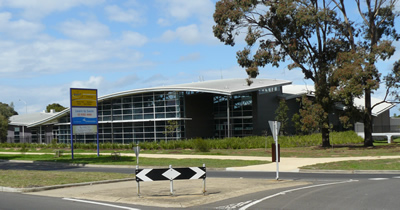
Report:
213,93,253,138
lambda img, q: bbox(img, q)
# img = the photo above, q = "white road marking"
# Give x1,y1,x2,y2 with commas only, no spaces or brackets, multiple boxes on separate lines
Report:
215,200,253,209
63,198,140,210
368,178,389,181
392,176,400,179
239,179,358,210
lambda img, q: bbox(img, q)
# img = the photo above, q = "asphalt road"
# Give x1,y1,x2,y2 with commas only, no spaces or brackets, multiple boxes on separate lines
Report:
2,162,400,209
202,178,400,210
2,161,400,180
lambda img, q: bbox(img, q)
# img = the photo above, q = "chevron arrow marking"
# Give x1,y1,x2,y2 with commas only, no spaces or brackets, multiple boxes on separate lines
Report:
136,169,153,182
189,167,206,179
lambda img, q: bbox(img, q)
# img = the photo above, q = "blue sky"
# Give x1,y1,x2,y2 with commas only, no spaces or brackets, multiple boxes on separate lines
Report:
0,0,399,116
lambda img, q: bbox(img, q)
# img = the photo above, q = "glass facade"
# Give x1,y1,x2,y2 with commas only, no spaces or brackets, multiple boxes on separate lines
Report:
50,91,186,144
25,91,256,143
213,93,253,138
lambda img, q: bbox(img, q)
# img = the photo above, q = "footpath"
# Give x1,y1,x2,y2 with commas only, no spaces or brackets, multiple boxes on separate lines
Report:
2,153,400,208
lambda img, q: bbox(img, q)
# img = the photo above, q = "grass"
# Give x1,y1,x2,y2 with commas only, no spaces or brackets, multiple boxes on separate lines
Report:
0,154,269,168
0,170,133,188
301,158,400,170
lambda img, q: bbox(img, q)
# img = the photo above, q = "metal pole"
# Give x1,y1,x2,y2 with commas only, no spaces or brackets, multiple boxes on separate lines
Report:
275,121,279,180
136,165,140,197
169,165,174,195
203,163,206,195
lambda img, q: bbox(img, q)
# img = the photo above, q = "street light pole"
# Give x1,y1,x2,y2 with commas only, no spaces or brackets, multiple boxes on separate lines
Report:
19,99,27,143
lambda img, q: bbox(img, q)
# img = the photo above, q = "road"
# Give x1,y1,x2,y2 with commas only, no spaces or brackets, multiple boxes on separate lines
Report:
203,178,400,210
1,162,400,209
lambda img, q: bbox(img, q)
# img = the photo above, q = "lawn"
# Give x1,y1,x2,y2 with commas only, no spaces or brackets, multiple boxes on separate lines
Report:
301,158,400,170
0,154,269,168
0,170,133,188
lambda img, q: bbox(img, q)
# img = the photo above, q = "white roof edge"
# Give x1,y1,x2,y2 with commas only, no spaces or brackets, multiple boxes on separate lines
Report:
372,103,396,117
99,78,292,101
27,109,69,128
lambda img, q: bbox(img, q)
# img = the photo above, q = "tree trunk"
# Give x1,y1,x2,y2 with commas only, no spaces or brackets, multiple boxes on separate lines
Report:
321,127,331,147
364,88,374,147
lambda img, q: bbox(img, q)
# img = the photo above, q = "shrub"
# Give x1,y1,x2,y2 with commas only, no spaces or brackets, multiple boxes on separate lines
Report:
194,138,210,152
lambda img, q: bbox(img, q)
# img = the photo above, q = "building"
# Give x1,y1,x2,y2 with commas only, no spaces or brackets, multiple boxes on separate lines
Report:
8,78,292,144
7,78,396,144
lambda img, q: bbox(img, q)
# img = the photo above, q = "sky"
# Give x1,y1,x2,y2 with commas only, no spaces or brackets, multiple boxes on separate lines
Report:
0,0,399,116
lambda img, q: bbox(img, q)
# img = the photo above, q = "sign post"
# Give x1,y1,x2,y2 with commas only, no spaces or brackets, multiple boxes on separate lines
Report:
70,88,98,159
134,144,140,166
269,121,281,180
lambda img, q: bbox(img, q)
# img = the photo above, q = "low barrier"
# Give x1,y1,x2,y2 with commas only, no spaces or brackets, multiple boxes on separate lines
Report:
135,164,206,196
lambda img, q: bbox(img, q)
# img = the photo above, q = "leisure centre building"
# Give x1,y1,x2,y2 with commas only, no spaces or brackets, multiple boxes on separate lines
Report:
7,78,394,144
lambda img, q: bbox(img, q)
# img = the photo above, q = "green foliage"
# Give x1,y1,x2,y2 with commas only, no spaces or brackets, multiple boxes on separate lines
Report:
194,138,210,152
0,131,364,150
275,99,289,135
19,143,29,153
0,102,18,143
0,102,18,118
46,103,66,112
163,120,179,139
0,114,7,143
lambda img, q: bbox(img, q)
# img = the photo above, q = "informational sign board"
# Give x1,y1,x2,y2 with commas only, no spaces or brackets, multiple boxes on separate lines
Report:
71,107,98,125
73,125,97,134
71,89,97,107
70,88,99,159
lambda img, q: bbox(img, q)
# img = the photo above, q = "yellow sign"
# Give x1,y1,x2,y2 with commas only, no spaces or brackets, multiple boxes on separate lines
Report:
71,89,97,107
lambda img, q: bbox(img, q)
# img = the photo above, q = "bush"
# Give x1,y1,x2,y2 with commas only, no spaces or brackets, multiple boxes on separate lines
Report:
194,138,210,152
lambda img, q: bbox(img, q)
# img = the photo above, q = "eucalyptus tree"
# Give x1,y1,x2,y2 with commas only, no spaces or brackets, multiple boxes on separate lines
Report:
213,0,350,147
332,0,399,146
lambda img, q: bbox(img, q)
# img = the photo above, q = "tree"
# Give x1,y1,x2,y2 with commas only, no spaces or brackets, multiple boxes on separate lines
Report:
46,103,66,112
294,95,327,135
0,114,7,142
163,120,179,141
0,102,18,118
332,0,399,146
0,102,18,143
275,99,289,135
383,60,400,105
213,0,351,147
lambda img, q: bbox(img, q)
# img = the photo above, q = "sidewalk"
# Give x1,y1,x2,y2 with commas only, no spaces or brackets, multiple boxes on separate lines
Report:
2,152,400,172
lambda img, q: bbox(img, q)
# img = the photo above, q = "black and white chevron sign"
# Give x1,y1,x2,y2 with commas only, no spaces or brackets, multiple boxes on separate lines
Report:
135,167,206,182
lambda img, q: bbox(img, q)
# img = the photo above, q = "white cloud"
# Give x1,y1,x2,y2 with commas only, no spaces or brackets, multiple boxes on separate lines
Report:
121,31,148,47
0,38,149,75
105,4,145,25
58,20,110,40
0,0,104,20
0,12,43,39
160,23,218,45
157,18,170,26
156,0,214,21
71,76,104,89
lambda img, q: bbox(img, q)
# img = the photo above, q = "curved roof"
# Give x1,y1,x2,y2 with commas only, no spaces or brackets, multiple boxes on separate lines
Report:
99,78,292,101
16,78,290,127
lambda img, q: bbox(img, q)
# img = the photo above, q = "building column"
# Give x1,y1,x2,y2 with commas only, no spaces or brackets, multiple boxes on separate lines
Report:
227,95,230,138
39,126,42,144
